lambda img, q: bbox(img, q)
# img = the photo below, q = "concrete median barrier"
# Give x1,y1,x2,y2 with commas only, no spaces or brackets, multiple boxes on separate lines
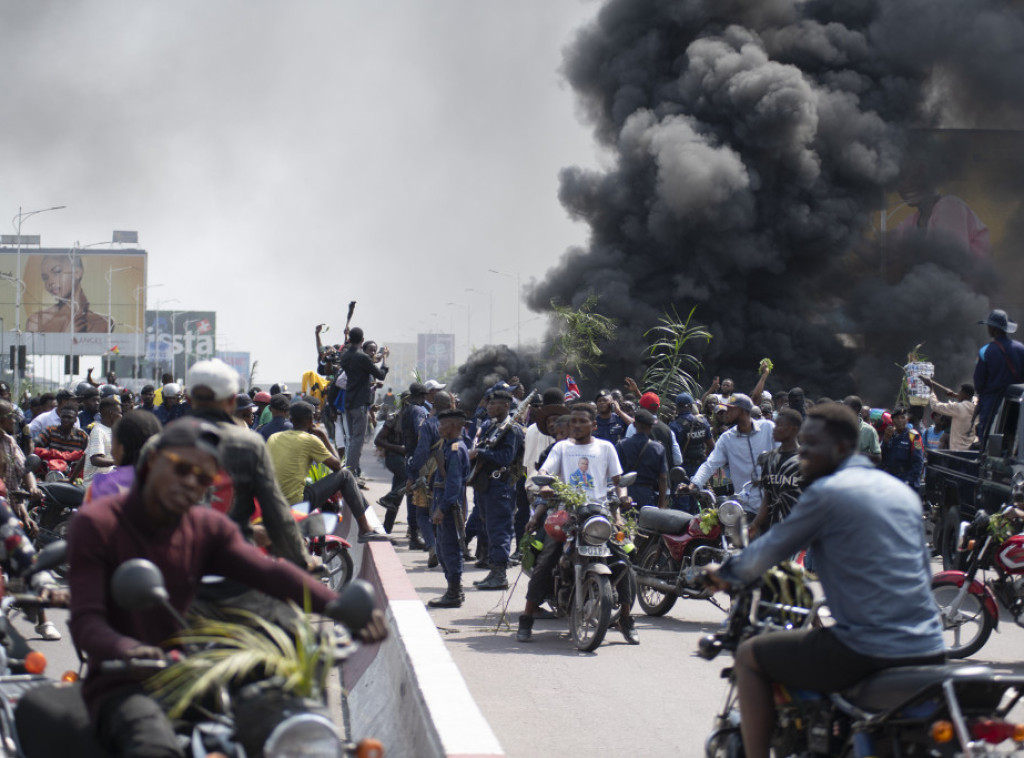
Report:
337,502,505,758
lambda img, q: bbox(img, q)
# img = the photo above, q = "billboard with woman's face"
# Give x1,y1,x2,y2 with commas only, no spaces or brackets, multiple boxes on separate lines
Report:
0,248,147,355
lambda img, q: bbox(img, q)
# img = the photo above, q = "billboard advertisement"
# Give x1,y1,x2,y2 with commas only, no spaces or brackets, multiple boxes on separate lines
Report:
417,333,454,379
145,310,216,382
216,351,251,387
0,248,147,355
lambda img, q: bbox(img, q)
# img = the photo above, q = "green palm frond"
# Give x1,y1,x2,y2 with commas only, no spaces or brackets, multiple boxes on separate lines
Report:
147,604,334,719
642,306,711,402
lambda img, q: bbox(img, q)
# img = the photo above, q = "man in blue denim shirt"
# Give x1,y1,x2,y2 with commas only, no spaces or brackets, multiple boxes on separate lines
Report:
709,403,944,758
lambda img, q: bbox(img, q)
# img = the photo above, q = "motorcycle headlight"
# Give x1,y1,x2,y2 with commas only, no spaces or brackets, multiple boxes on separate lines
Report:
581,515,613,546
264,713,344,758
717,500,744,528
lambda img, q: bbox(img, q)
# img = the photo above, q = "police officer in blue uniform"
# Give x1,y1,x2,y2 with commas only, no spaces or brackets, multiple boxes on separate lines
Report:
469,390,523,591
615,409,668,510
402,382,431,550
880,406,925,487
407,391,456,567
670,392,714,512
427,409,472,608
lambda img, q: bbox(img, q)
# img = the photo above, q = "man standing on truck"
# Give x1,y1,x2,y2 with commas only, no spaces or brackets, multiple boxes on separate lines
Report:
921,377,977,451
974,309,1024,442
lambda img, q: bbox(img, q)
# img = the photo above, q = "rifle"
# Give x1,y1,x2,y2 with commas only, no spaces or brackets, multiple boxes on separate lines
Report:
513,388,539,425
467,416,513,490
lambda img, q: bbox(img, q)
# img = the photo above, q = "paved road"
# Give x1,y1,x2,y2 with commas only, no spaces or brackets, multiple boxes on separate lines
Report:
356,450,1024,758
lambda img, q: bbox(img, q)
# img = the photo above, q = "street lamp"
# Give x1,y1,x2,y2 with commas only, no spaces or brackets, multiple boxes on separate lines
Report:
10,204,66,396
445,302,471,363
181,317,204,388
465,288,493,345
134,284,162,379
488,268,521,351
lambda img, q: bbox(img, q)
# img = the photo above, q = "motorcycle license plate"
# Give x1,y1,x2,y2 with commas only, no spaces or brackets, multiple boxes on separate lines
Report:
577,545,611,557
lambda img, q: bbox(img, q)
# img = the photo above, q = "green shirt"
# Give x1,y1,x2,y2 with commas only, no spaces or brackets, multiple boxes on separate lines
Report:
858,419,881,457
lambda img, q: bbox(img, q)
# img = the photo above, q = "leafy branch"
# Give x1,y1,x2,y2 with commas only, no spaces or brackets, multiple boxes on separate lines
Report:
550,295,617,380
641,306,711,400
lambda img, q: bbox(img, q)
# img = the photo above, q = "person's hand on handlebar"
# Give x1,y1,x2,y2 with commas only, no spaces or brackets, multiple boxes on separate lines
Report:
355,609,388,644
122,644,165,661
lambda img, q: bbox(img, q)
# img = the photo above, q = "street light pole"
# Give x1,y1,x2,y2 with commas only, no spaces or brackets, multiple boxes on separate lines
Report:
488,268,521,351
134,283,162,380
11,204,66,397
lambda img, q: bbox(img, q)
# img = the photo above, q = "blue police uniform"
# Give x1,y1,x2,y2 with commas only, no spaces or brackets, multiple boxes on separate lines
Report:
880,429,924,487
595,413,627,445
408,415,441,550
432,436,471,583
670,412,713,512
615,432,667,509
471,417,523,568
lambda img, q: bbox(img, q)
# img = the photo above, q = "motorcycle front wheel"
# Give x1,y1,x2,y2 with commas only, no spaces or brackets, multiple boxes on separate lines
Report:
322,545,355,592
932,578,995,658
636,541,678,616
570,573,612,652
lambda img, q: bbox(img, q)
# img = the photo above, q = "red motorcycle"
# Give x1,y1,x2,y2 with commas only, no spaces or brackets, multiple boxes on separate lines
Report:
932,500,1024,658
633,487,745,616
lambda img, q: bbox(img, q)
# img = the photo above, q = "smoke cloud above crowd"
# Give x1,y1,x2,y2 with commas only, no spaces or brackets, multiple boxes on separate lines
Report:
525,0,1024,401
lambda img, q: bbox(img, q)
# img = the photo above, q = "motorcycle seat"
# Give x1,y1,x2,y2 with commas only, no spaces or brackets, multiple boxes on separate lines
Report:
637,506,695,535
15,680,107,757
842,664,994,712
41,482,85,508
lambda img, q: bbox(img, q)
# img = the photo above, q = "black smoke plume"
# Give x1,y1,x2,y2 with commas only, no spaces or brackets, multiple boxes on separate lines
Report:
526,0,1024,403
448,345,545,411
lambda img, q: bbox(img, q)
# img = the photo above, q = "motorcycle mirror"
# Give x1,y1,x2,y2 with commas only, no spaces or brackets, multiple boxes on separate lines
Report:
669,467,689,485
531,475,556,487
325,578,376,631
25,540,68,579
111,559,171,612
291,501,311,516
618,472,638,488
321,512,339,533
24,454,42,473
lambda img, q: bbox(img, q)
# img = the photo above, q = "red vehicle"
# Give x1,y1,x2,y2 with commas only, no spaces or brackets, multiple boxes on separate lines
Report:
932,497,1024,658
633,488,745,617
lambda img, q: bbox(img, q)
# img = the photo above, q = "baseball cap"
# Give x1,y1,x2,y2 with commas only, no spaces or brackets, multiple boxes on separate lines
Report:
235,394,256,412
639,392,660,412
424,379,447,391
187,359,240,401
725,393,754,412
254,391,272,404
675,392,694,406
163,382,182,397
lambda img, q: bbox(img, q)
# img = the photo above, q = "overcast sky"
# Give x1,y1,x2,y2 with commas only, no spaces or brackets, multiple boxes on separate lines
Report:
0,1,601,384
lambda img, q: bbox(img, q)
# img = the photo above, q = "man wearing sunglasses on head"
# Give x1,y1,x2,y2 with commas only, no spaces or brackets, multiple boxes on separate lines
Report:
67,417,388,758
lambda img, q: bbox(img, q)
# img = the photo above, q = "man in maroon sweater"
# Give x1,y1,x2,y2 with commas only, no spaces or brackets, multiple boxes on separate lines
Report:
69,418,383,758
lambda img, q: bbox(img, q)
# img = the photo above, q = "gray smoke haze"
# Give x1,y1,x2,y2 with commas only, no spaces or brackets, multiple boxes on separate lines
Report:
525,0,1024,403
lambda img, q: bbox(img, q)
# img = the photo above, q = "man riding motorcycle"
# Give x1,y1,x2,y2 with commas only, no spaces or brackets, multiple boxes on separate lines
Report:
706,403,945,758
68,418,387,758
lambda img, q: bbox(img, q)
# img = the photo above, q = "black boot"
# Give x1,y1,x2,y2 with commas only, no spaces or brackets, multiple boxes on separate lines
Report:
476,566,509,591
516,614,534,642
427,547,439,568
408,526,426,551
428,580,464,608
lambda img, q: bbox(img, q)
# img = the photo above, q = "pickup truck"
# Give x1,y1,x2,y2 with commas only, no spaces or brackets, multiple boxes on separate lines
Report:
923,383,1024,569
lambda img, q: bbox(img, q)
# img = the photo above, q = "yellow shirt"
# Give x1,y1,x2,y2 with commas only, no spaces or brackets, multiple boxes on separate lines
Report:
266,430,332,505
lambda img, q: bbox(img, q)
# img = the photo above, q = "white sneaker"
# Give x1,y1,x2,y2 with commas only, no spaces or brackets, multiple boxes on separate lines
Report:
35,621,62,641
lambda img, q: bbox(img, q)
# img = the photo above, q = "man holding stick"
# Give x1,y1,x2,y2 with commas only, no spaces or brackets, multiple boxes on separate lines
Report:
339,325,389,480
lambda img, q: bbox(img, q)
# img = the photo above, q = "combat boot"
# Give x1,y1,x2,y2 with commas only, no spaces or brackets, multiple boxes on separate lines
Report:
427,580,464,608
427,547,439,568
516,614,534,642
408,526,427,551
476,566,509,591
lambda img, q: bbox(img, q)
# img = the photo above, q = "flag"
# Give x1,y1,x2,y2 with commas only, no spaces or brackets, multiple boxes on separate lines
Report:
195,318,213,334
110,345,120,355
564,374,580,402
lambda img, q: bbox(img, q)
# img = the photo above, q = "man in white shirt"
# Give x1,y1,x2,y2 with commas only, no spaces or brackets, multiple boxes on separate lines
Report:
922,377,977,451
83,397,122,485
686,393,777,516
516,403,638,644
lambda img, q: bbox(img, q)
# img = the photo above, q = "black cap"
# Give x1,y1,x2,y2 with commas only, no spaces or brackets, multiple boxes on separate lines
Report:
235,394,256,412
438,408,468,421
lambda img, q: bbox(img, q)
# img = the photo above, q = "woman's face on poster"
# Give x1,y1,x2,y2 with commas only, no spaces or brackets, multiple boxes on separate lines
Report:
39,256,80,300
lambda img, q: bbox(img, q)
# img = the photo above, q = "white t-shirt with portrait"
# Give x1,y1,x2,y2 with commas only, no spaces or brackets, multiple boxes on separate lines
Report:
540,438,623,504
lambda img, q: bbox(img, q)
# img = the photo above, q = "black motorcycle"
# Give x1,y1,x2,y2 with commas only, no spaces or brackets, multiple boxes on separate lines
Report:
526,473,637,652
11,559,384,758
696,564,1024,757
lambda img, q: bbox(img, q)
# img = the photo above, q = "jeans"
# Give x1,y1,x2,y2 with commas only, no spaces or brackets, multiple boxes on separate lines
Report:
302,468,369,519
345,405,368,475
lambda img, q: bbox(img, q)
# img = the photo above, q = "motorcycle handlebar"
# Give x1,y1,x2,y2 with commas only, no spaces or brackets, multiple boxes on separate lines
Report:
324,578,376,631
100,658,170,674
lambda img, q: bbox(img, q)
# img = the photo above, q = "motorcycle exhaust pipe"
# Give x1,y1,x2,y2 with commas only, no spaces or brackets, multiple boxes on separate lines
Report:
636,575,678,594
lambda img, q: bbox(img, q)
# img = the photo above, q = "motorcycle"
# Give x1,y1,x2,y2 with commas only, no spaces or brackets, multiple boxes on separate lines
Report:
931,499,1024,658
290,501,355,592
526,472,637,652
696,563,1024,757
632,480,746,617
12,558,384,758
15,454,84,554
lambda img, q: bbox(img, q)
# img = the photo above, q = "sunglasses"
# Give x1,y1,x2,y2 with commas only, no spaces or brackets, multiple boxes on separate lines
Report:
160,450,216,487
